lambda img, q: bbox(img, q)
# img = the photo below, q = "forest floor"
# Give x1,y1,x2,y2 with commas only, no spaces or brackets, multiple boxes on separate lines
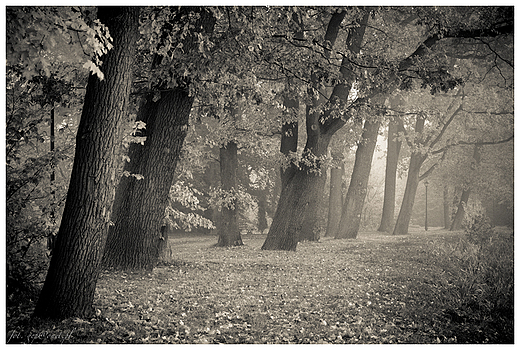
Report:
6,227,514,344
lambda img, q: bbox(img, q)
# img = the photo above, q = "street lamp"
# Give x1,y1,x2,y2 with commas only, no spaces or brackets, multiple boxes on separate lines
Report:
424,180,429,231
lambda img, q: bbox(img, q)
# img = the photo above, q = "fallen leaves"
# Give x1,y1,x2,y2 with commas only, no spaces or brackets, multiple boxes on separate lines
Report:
6,229,513,344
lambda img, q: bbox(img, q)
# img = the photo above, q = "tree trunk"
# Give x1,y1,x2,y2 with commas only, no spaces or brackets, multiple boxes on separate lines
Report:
393,116,427,236
450,145,482,231
378,120,402,232
392,152,426,235
262,134,332,250
336,119,380,239
261,9,370,251
33,6,139,319
298,170,327,242
257,190,268,233
102,89,193,270
450,188,470,231
102,7,215,269
216,141,243,246
325,156,344,237
280,93,299,190
443,185,451,229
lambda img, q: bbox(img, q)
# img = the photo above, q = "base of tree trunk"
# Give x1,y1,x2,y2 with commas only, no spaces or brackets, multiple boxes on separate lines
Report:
215,236,244,247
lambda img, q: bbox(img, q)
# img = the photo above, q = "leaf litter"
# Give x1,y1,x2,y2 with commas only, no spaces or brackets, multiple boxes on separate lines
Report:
6,229,512,343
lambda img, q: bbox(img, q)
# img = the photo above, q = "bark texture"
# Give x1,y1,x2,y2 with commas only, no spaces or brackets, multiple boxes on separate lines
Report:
216,142,243,246
336,119,380,239
103,7,215,269
33,6,139,319
261,139,331,250
103,89,193,270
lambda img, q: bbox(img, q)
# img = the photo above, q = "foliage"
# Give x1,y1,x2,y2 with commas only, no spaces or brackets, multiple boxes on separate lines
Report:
6,6,112,80
7,229,513,344
426,224,513,342
6,68,82,306
165,182,215,232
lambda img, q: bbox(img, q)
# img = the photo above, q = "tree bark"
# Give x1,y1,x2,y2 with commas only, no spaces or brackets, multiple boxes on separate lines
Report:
378,120,402,232
280,111,298,189
102,7,215,269
262,131,332,250
102,89,193,270
33,6,139,319
336,119,381,239
262,9,370,250
392,153,427,235
216,141,243,246
393,116,427,236
325,154,344,237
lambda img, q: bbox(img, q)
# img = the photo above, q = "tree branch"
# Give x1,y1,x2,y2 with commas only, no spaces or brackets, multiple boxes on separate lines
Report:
431,134,513,155
419,150,447,181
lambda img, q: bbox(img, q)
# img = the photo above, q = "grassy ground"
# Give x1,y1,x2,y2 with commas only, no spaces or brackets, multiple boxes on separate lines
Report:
6,227,514,344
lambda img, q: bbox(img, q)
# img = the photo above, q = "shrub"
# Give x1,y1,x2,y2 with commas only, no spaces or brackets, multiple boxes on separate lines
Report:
426,214,513,342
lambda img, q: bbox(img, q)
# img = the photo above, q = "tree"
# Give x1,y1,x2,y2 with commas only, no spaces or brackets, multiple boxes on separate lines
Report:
392,114,429,236
449,144,481,230
262,8,371,250
215,141,243,246
33,6,140,319
102,7,216,269
325,151,344,237
261,6,514,248
377,96,405,232
335,116,381,239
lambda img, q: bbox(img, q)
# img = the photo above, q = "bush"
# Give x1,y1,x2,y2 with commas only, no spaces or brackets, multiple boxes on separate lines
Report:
426,214,513,342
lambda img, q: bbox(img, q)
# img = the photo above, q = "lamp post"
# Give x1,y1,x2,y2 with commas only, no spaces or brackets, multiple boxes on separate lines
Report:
424,180,429,231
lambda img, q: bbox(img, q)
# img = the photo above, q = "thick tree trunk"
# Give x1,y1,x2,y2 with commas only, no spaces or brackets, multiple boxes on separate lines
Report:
443,185,451,229
299,171,327,242
102,7,215,269
262,135,331,250
325,156,344,237
102,89,193,270
336,119,380,239
216,141,243,246
33,7,139,319
378,121,402,232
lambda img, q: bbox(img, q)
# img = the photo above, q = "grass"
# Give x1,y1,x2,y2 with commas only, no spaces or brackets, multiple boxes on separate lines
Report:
6,227,514,344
